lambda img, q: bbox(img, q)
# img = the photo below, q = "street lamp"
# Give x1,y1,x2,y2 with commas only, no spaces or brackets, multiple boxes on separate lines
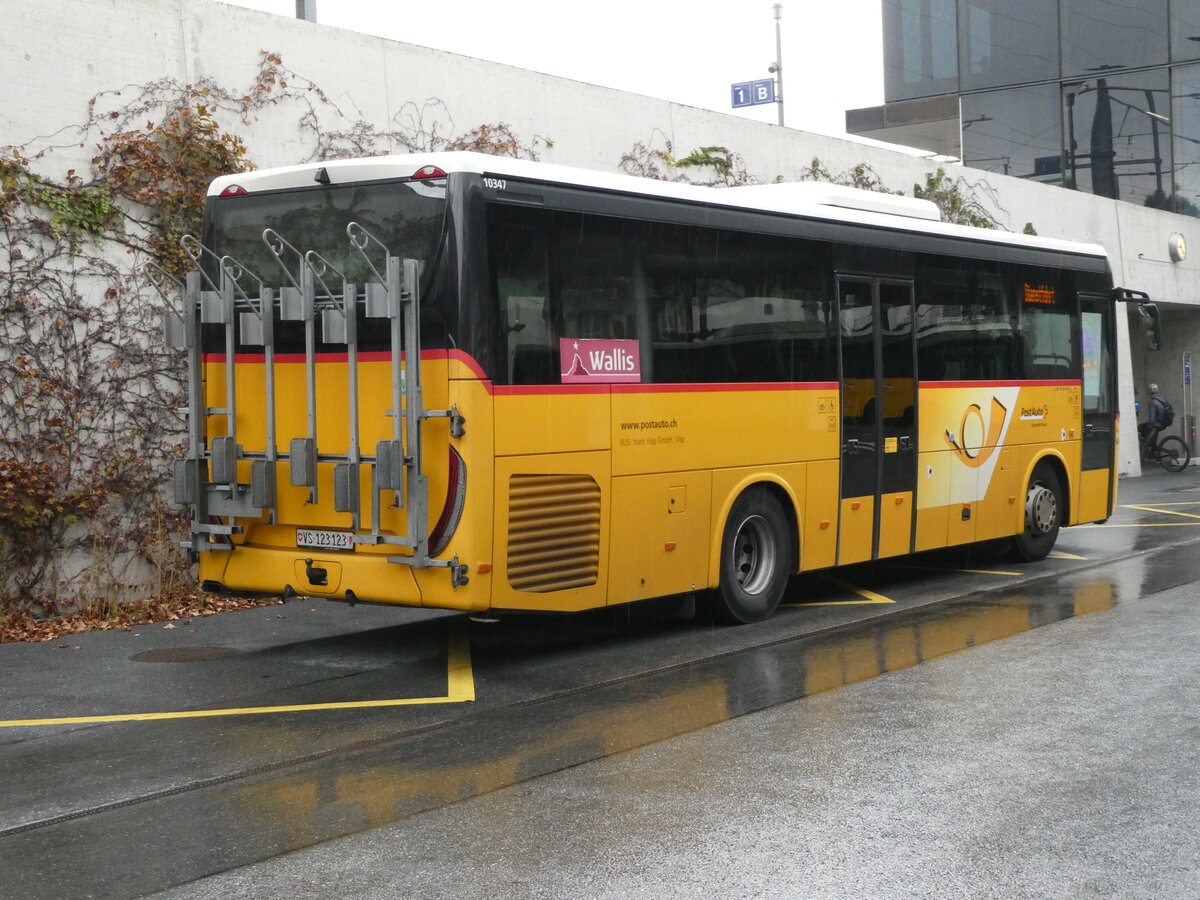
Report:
771,4,784,127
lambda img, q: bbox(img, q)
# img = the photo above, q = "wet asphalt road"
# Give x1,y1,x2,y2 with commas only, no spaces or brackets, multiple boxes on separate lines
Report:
157,551,1200,900
3,470,1200,898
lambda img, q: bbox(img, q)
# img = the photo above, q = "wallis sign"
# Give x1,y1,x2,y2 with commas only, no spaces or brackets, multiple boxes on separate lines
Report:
559,338,642,384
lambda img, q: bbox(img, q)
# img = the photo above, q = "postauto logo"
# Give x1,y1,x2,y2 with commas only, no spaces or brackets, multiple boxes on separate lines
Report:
944,396,1009,469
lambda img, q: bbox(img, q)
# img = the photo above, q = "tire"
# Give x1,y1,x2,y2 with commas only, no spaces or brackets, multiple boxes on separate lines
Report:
1158,435,1190,472
1009,462,1063,562
714,486,791,624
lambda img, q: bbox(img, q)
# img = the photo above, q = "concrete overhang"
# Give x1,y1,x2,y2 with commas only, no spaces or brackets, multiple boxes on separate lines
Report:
846,95,962,159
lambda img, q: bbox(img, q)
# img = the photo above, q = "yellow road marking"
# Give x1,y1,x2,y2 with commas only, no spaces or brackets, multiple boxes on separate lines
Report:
1120,504,1200,521
445,623,475,702
950,568,1021,576
0,621,475,728
896,564,1022,576
1120,501,1200,507
1049,551,1087,560
1077,522,1200,527
786,574,896,607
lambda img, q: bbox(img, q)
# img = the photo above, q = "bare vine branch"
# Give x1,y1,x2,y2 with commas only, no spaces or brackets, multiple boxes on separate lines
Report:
0,51,555,618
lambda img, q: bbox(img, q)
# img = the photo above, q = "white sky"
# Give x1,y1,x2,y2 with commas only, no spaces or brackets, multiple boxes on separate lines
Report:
216,0,884,139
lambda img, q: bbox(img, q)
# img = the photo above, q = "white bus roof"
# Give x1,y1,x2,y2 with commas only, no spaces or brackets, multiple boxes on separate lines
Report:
209,151,1110,263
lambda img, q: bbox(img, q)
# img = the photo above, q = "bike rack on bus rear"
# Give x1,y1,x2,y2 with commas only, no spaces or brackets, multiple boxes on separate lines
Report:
151,223,468,586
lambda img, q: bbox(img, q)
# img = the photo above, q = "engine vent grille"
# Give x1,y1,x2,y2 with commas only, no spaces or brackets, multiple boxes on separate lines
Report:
507,474,601,592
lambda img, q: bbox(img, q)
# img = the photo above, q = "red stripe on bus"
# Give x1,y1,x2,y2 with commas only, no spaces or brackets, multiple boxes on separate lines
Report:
201,349,839,397
202,352,389,364
491,381,839,397
202,348,469,365
612,381,839,394
205,350,1073,394
446,349,490,380
493,383,612,396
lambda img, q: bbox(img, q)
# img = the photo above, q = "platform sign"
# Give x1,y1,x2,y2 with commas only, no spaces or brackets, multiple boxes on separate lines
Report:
1185,351,1192,386
732,78,775,109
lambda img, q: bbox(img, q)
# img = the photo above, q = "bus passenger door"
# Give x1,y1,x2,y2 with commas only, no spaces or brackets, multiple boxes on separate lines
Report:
1078,295,1116,522
837,278,917,564
878,281,917,558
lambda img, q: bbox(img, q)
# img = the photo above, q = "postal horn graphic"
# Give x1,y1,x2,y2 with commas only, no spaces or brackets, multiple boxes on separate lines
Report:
944,396,1009,468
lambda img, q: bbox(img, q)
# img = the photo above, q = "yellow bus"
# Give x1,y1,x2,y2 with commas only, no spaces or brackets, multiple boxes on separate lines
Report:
164,152,1127,623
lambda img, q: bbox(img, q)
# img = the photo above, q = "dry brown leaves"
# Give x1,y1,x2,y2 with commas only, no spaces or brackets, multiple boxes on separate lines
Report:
0,591,283,644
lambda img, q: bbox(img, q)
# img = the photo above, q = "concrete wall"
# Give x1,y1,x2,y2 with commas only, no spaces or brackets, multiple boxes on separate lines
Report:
6,0,1200,474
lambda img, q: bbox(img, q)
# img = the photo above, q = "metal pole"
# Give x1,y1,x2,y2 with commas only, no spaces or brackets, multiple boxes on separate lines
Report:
296,0,316,22
774,4,784,127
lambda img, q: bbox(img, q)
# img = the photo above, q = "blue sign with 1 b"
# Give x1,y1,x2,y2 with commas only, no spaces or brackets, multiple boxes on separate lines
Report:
731,79,776,109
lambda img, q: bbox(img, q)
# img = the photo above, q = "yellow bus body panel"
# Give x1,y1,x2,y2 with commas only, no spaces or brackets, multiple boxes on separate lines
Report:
199,353,1107,613
610,470,713,602
877,491,913,559
800,458,839,571
494,390,610,456
837,496,874,565
916,382,1089,550
1077,468,1112,523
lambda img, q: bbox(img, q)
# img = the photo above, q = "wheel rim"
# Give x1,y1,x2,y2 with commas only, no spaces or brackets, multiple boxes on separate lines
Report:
1026,482,1058,535
732,514,777,595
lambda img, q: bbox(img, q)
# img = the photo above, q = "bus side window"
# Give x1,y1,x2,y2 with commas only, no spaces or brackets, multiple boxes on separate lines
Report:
647,247,696,383
687,229,831,384
1018,274,1074,379
488,207,555,385
558,215,638,345
916,259,1015,381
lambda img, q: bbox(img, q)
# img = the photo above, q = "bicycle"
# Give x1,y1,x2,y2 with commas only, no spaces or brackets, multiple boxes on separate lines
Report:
1140,426,1191,473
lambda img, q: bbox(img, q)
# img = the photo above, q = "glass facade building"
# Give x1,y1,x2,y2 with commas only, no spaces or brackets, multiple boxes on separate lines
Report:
857,0,1200,216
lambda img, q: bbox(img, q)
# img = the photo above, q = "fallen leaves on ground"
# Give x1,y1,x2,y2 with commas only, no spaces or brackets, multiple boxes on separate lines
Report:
0,591,284,644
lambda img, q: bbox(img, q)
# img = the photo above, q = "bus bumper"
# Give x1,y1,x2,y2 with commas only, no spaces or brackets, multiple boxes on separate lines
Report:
200,546,424,607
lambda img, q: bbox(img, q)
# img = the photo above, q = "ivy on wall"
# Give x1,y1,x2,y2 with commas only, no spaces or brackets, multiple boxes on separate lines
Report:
0,52,549,621
619,132,1008,229
1,100,251,615
619,132,756,186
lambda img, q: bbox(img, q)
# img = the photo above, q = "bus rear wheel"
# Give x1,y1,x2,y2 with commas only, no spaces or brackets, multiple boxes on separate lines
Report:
1009,462,1062,562
714,487,791,624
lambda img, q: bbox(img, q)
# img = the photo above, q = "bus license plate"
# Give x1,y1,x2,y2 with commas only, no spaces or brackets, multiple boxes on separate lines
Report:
296,529,355,551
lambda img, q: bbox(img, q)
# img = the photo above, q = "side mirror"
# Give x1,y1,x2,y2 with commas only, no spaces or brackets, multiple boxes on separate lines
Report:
1137,302,1162,351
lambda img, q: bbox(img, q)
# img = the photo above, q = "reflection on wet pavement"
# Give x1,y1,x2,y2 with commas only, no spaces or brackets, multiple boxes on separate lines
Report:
5,474,1200,898
2,559,1141,899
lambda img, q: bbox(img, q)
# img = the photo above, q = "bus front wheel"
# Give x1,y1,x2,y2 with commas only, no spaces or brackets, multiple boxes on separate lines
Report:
1009,462,1063,562
715,487,791,624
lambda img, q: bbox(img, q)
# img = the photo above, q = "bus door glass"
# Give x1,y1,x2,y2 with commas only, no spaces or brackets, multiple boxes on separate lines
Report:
837,278,916,564
879,281,917,557
1079,294,1115,521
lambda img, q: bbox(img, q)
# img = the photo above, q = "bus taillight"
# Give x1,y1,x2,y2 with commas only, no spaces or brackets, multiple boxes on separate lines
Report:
412,166,447,180
429,446,467,556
